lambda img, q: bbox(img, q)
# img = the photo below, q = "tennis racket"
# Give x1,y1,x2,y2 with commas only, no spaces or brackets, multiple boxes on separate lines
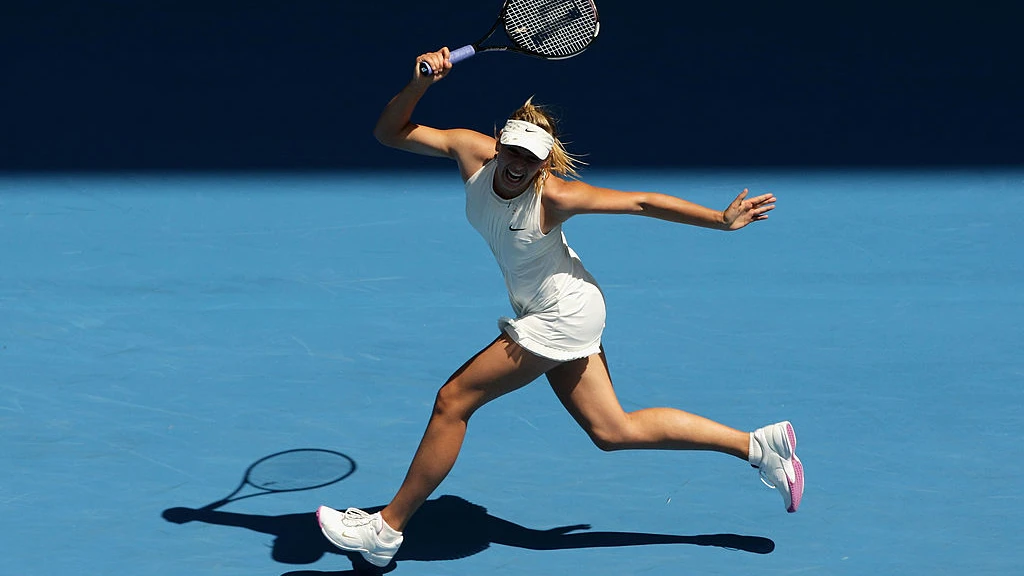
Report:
197,448,356,510
418,0,600,75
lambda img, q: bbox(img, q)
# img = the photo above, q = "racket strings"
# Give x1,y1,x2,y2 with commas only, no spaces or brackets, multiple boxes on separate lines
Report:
504,0,598,57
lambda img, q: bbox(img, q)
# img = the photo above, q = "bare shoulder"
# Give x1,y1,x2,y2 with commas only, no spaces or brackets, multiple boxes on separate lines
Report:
541,176,596,213
448,129,498,180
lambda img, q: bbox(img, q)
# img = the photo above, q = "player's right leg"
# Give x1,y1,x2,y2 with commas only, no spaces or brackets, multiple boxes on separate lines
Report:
318,332,559,566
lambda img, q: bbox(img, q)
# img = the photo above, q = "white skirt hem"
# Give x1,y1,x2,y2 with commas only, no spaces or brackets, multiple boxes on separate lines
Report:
499,316,602,362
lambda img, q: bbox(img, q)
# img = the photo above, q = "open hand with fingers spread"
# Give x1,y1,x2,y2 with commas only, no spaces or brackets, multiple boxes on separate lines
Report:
723,188,776,230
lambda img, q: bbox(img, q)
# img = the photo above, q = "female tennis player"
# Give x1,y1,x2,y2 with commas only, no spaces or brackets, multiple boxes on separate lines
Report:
317,47,803,567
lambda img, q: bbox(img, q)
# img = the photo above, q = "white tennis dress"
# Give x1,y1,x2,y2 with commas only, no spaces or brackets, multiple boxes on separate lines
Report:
465,160,605,361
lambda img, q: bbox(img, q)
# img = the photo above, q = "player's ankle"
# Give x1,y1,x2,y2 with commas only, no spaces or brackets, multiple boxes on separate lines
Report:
379,509,404,534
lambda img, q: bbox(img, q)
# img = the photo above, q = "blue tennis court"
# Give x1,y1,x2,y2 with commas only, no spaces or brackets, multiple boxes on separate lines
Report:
2,168,1022,575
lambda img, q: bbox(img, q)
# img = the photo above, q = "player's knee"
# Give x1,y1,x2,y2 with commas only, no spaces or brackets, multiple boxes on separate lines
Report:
590,434,619,452
431,384,459,418
432,380,473,421
587,423,632,452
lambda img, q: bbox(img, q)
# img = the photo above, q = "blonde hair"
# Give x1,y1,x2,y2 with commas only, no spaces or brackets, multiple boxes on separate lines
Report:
502,97,585,193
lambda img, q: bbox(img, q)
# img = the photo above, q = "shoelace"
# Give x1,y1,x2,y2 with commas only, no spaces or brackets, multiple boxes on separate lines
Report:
341,508,375,527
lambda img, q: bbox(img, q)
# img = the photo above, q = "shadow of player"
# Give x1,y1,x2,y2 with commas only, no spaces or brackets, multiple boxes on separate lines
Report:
163,494,774,574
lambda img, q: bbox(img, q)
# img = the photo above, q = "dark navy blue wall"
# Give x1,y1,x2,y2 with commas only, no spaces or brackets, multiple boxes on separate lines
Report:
3,1,1021,170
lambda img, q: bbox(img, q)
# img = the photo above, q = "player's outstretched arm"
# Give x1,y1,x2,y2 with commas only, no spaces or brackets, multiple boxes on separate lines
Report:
544,178,776,231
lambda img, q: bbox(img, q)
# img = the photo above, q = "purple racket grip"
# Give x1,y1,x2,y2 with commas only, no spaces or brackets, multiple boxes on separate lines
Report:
418,45,477,75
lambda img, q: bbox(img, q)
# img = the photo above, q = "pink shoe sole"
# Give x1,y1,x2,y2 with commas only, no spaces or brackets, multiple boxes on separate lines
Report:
785,422,804,513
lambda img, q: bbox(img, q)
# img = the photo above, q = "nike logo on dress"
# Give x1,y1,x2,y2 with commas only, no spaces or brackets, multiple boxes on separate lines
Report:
509,225,526,231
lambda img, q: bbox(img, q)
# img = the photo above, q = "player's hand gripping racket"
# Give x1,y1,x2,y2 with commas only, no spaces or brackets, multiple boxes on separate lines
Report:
419,0,600,75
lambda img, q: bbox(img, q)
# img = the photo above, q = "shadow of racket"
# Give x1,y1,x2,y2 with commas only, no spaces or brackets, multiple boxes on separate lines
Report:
198,448,356,511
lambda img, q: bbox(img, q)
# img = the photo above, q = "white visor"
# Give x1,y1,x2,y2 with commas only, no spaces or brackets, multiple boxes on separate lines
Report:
499,119,554,160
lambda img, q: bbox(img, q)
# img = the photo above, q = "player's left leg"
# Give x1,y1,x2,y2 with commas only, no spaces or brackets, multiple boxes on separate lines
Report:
545,347,803,512
545,347,749,457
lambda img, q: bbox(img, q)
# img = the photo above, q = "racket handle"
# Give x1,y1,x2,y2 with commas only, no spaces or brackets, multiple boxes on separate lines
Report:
418,45,477,75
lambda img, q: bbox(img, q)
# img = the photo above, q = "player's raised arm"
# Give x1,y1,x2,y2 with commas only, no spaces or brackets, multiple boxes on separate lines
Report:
373,49,496,179
372,48,451,158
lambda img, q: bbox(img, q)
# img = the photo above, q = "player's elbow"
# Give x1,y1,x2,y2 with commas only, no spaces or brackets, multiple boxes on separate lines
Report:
634,193,661,215
374,124,419,151
373,118,403,146
373,126,397,148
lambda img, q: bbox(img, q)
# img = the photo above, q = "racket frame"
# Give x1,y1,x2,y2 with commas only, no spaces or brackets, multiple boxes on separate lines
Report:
419,0,599,75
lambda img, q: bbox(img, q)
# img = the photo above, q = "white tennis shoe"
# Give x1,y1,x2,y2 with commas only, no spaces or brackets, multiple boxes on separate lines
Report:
750,421,804,513
316,505,403,567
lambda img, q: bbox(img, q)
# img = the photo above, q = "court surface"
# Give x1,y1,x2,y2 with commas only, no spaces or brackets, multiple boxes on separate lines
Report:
2,168,1022,575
